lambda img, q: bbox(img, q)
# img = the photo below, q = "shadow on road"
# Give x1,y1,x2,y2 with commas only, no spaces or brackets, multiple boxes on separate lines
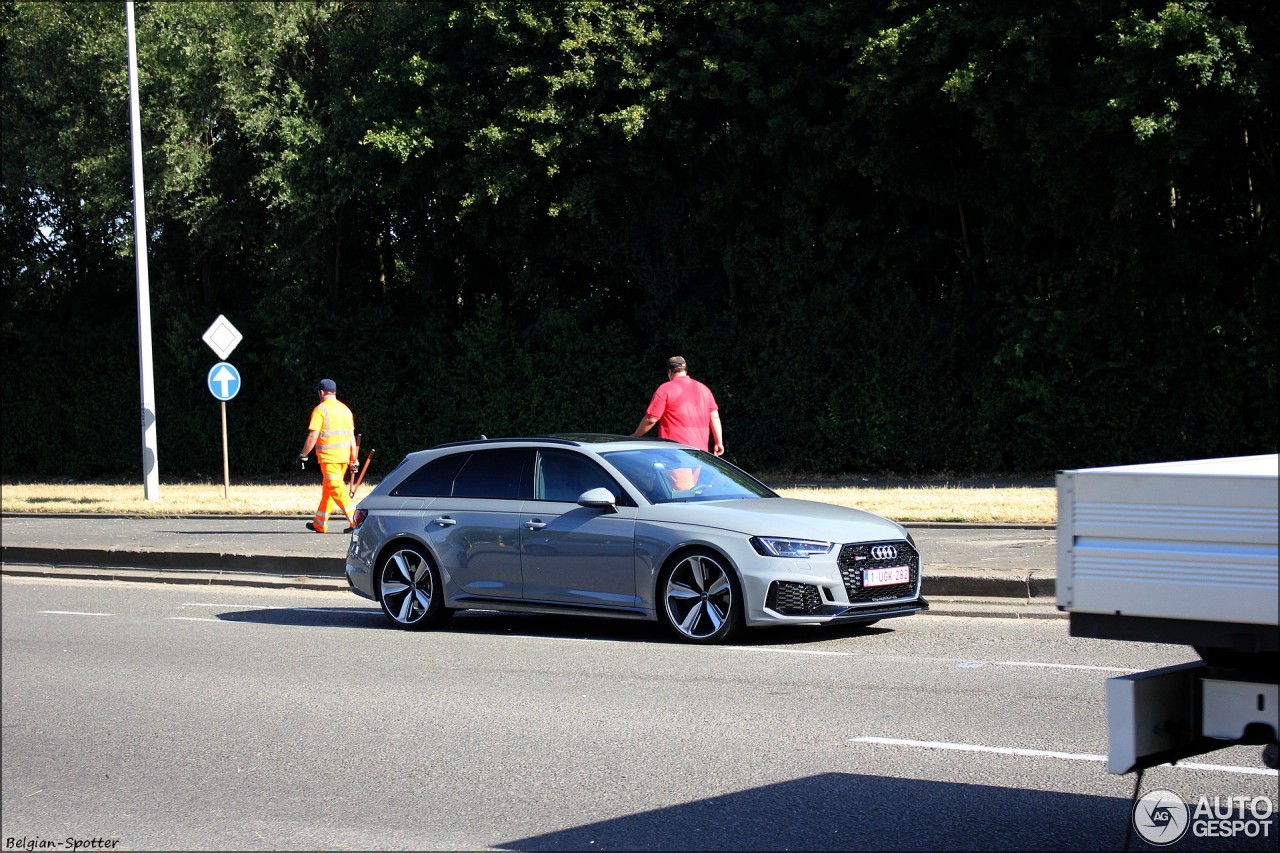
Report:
216,605,385,629
215,605,898,646
499,772,1247,851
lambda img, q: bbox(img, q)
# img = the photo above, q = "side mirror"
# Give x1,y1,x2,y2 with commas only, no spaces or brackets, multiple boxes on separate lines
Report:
578,487,618,512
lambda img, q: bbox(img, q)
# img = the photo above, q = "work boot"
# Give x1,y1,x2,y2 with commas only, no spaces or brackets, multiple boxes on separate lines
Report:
305,521,327,533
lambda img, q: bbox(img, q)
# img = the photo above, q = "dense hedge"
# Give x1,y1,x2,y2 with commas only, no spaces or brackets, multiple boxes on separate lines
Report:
3,1,1276,480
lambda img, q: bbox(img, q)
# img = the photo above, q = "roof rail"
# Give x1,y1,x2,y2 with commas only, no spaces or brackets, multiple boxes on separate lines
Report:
426,433,668,451
429,435,586,450
546,433,636,444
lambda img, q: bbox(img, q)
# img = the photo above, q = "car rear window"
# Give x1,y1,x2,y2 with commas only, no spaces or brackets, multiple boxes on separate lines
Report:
392,452,469,497
452,449,531,499
394,449,531,499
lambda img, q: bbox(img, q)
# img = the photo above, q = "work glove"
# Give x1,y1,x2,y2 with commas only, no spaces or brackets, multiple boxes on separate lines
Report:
349,460,360,474
296,454,307,470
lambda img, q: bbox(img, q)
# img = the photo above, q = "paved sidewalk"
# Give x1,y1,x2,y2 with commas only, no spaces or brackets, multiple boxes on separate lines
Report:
0,514,1061,617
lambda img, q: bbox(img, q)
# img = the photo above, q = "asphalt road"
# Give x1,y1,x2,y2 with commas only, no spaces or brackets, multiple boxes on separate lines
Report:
3,576,1275,852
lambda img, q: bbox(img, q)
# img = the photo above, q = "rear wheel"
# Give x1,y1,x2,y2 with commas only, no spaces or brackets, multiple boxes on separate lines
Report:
659,549,743,644
377,543,449,630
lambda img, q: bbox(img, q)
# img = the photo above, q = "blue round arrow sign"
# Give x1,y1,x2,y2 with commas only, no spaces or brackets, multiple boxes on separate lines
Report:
207,362,242,401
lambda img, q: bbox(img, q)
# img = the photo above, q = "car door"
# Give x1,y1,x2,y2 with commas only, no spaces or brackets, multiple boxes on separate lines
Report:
419,448,532,601
521,449,639,607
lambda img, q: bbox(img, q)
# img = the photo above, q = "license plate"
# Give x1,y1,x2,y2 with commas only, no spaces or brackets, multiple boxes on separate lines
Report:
863,566,910,588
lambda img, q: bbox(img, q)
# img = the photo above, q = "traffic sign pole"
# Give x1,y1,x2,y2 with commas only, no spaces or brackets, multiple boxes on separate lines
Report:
220,401,230,500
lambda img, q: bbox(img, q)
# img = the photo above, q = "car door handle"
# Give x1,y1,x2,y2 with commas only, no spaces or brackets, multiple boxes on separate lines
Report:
431,516,457,527
524,520,547,531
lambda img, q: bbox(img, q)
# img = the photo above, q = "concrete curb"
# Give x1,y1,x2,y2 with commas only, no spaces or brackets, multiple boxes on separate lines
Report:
925,570,1057,599
1,561,348,591
1,545,345,577
0,546,1044,593
2,544,1059,603
925,596,1065,620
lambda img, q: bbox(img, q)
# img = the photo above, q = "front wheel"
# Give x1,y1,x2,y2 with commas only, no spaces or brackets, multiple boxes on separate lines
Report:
377,543,449,630
659,550,743,644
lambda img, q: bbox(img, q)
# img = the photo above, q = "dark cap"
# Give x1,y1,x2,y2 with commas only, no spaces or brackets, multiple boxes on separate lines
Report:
315,379,337,393
666,356,687,371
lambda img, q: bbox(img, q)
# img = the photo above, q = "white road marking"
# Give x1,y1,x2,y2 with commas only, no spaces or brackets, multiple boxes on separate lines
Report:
298,607,375,614
856,735,1105,762
994,660,1137,673
38,610,112,617
1173,761,1279,776
166,617,222,623
853,736,1279,776
181,603,374,614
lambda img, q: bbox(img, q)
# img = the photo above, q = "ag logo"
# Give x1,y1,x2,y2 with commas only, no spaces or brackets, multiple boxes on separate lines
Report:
1133,789,1190,846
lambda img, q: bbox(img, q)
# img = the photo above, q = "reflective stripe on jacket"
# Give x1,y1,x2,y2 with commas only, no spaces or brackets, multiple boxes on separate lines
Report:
309,397,355,463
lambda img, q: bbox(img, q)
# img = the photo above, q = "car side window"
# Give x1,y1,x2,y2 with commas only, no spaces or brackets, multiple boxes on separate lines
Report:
452,448,532,499
392,452,469,497
535,449,632,506
601,452,667,504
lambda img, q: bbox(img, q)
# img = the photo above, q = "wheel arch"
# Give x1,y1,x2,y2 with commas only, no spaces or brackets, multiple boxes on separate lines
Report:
654,541,746,643
653,541,741,600
371,534,439,602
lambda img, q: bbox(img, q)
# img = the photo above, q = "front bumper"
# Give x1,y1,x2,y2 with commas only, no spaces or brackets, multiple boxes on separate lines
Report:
742,537,924,627
814,596,929,623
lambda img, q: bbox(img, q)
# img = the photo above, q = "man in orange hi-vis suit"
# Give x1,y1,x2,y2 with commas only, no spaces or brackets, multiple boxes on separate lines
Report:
297,379,359,533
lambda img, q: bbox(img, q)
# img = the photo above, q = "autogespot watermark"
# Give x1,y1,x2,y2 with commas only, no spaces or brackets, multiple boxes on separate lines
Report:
1132,788,1275,846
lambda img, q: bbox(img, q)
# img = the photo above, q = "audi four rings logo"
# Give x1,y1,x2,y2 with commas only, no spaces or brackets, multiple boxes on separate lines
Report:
871,545,899,560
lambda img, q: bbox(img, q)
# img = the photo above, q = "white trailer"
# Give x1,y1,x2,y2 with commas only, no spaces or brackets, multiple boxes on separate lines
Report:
1055,454,1279,773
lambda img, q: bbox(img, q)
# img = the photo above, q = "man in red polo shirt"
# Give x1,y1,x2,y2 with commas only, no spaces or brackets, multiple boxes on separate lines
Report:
632,355,724,456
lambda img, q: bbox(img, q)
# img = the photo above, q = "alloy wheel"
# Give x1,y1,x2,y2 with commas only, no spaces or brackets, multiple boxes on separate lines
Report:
378,545,442,629
663,551,739,642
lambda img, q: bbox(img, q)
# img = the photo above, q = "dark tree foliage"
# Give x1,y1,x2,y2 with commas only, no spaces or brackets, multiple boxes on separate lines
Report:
2,0,1275,479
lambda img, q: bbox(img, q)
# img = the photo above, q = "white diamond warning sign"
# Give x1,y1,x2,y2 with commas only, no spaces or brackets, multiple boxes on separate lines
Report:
202,315,243,360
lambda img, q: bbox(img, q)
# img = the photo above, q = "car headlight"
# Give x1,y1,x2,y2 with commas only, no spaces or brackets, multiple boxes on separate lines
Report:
750,537,834,558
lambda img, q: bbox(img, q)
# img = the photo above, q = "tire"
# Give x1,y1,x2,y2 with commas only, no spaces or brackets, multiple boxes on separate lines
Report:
659,549,743,644
377,543,449,630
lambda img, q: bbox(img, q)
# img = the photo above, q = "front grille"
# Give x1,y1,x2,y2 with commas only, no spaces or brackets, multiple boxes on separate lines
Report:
838,540,920,603
767,581,823,614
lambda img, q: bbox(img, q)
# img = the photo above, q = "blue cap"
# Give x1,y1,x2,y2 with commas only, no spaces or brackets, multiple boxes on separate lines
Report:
315,379,336,393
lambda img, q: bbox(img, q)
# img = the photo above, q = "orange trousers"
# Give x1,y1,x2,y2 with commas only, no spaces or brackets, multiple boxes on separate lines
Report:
314,460,354,532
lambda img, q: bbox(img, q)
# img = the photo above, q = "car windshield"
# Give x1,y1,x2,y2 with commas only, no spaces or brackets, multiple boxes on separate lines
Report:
601,448,777,504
